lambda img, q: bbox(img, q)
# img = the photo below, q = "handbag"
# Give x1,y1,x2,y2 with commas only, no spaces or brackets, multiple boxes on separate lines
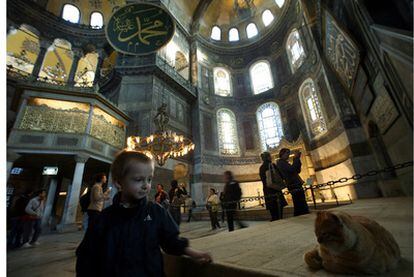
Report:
266,163,286,191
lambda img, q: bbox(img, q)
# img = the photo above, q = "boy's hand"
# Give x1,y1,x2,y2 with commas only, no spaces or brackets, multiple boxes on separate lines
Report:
184,247,212,264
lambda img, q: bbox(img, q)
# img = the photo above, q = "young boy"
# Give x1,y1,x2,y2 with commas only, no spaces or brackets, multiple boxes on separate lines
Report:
76,151,211,276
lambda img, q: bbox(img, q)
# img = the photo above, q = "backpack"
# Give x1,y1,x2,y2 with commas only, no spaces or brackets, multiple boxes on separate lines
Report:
79,191,91,213
266,163,286,191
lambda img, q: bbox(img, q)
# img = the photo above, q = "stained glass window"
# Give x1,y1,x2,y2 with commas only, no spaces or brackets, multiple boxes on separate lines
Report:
213,67,232,96
90,12,103,29
286,29,306,72
249,61,274,94
229,28,240,42
299,79,327,137
211,26,221,40
256,102,284,150
262,10,274,27
217,109,240,155
246,23,258,38
62,4,80,24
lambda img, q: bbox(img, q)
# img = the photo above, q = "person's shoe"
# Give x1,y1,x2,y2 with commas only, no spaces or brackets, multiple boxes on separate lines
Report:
30,241,40,246
21,243,32,248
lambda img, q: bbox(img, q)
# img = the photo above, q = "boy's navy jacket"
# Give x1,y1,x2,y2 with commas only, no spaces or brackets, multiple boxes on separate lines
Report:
76,197,189,277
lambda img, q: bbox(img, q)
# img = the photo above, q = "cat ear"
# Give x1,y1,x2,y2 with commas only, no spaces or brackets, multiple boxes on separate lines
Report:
330,213,342,225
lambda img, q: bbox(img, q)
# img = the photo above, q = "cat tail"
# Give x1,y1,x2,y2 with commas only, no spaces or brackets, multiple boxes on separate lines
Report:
304,247,323,270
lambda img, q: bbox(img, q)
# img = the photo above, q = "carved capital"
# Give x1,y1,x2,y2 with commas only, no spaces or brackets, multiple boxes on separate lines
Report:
7,151,20,162
74,154,89,163
39,40,53,50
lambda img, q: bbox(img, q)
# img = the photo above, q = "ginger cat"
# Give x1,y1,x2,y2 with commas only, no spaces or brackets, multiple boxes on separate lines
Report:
304,211,400,275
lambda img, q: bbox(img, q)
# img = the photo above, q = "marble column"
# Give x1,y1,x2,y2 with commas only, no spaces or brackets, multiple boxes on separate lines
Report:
93,50,107,86
30,40,52,81
41,178,58,228
58,155,88,231
11,96,28,130
103,171,118,209
67,49,83,85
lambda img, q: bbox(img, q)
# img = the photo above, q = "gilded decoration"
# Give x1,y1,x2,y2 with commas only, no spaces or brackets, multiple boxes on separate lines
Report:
324,10,360,91
91,108,125,148
19,105,88,134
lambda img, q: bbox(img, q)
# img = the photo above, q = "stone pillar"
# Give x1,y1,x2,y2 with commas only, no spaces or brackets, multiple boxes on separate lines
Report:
67,49,83,85
6,151,20,181
11,96,28,131
58,155,88,231
30,40,52,81
42,178,58,228
93,50,107,86
85,104,94,134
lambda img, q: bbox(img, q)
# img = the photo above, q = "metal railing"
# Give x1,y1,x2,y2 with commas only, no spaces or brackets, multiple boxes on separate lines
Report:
169,161,413,211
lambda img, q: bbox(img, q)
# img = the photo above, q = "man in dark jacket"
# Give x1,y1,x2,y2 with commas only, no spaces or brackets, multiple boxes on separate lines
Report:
259,152,287,221
8,190,32,248
276,148,309,216
222,171,247,232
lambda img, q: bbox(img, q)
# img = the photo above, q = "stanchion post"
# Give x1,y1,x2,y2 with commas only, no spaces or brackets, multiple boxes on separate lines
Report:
310,186,317,209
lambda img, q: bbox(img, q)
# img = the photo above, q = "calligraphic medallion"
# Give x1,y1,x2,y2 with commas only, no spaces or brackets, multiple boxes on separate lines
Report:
106,3,175,55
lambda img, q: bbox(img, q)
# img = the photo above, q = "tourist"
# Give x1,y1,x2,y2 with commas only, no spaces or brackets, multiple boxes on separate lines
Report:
76,150,212,276
8,190,32,248
259,152,288,221
206,188,221,230
276,148,309,216
168,180,187,226
155,184,169,209
22,189,46,247
222,171,247,232
87,173,110,231
186,199,196,222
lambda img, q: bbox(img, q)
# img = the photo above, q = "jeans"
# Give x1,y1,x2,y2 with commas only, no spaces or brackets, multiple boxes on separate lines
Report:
82,213,88,231
208,210,220,229
8,217,24,248
225,205,246,232
291,189,309,216
23,218,41,244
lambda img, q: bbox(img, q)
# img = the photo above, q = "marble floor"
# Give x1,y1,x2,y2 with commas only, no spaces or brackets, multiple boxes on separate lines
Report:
7,197,413,277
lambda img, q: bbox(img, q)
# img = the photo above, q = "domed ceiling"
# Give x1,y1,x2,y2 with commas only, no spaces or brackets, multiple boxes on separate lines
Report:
198,0,287,44
46,0,126,26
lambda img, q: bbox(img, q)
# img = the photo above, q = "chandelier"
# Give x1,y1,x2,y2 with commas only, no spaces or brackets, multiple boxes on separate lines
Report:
126,104,195,166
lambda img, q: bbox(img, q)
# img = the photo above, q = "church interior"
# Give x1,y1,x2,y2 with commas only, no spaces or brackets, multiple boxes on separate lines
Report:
6,0,413,276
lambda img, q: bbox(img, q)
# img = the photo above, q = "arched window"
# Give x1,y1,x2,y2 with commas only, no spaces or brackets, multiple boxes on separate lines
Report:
246,23,258,38
229,28,240,42
211,26,221,40
7,24,40,75
74,52,98,87
62,4,80,24
275,0,285,8
286,29,306,73
256,102,284,150
213,67,232,96
249,61,274,94
90,12,103,29
38,39,73,84
299,79,327,137
262,10,274,27
217,109,240,155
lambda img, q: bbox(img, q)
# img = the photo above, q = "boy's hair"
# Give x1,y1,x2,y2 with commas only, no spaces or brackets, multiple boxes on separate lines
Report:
210,188,216,194
111,150,153,184
260,151,271,162
170,180,178,188
157,184,163,188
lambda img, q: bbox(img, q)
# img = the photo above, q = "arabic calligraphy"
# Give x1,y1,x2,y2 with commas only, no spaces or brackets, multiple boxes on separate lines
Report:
106,3,175,55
